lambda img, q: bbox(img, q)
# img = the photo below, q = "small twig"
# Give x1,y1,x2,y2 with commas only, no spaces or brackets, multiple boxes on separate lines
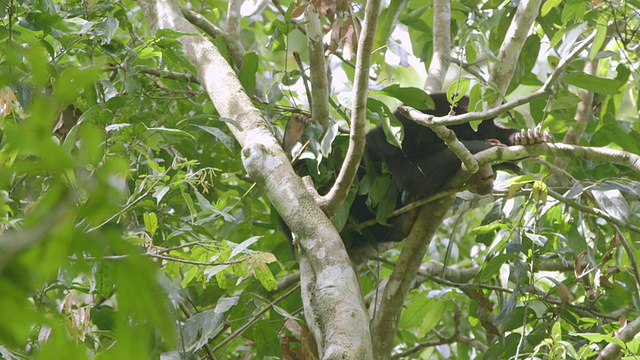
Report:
293,51,314,107
212,284,301,353
147,253,243,266
545,188,640,234
138,66,200,83
290,139,310,167
346,187,462,232
86,176,163,232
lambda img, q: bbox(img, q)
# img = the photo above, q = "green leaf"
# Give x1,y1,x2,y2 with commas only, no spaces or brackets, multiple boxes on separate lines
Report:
447,78,471,102
590,184,630,223
320,122,339,158
246,321,282,357
252,255,278,291
194,125,235,152
155,28,191,38
369,176,397,225
153,186,171,206
182,310,225,351
505,174,537,184
337,91,353,110
239,52,259,96
229,236,260,259
281,69,300,86
470,222,510,236
574,333,625,348
591,123,640,153
371,85,435,110
400,296,445,333
143,212,158,237
563,72,623,95
561,0,586,22
494,290,518,325
367,98,402,148
541,0,563,17
135,45,162,59
590,21,608,60
477,254,521,283
557,23,586,55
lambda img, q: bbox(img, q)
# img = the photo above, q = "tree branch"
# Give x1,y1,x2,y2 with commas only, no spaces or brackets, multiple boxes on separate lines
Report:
424,0,451,93
370,195,457,360
320,0,382,217
138,66,201,83
397,89,551,127
474,143,640,174
489,0,543,96
180,6,268,102
304,6,330,129
397,31,596,130
180,7,242,68
596,316,640,360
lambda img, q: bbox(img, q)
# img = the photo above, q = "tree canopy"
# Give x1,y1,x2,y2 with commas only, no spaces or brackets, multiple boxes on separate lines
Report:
1,0,640,359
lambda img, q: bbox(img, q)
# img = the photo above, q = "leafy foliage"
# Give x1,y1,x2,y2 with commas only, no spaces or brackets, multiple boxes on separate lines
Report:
1,0,640,359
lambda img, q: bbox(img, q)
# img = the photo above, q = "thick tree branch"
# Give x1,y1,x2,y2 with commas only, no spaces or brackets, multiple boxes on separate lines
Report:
397,90,550,127
370,195,457,360
225,0,241,38
469,143,640,233
181,6,267,101
596,316,640,359
489,0,543,96
474,143,640,174
431,119,479,173
137,1,371,358
424,0,451,93
320,0,382,217
369,3,455,357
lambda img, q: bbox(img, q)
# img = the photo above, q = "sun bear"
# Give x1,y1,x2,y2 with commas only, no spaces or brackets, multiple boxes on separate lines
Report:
346,93,549,244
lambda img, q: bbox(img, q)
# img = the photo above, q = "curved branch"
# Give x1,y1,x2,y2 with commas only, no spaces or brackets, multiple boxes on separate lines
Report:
430,119,479,173
397,31,597,129
470,143,640,234
397,89,551,126
320,0,382,216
